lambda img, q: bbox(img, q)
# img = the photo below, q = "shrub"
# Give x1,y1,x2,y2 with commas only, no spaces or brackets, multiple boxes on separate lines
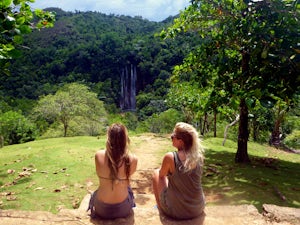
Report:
108,112,138,131
283,116,300,136
137,108,183,133
283,130,300,149
0,111,37,145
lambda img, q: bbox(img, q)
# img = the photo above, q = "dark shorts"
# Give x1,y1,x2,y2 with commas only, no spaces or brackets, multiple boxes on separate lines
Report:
88,187,135,219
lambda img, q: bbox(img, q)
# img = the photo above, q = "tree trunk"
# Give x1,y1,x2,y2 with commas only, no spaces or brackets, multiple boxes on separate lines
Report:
235,49,251,163
252,115,258,142
63,121,68,137
269,119,281,147
235,98,250,163
199,118,203,136
64,125,67,137
214,110,217,137
0,135,3,148
201,113,208,135
269,105,284,148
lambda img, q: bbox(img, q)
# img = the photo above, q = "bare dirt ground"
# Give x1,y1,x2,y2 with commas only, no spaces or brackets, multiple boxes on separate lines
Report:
131,134,163,194
1,134,299,224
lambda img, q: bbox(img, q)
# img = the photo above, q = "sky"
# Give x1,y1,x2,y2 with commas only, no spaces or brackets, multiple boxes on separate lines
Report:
30,0,191,22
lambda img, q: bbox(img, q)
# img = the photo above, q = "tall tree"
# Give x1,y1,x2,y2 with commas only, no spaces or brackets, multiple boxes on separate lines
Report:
162,0,300,163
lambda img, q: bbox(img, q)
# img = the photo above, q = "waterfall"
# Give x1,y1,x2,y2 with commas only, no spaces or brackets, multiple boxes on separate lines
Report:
120,64,136,111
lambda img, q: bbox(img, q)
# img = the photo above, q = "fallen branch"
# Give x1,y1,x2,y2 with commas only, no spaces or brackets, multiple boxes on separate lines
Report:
222,115,239,146
273,186,286,201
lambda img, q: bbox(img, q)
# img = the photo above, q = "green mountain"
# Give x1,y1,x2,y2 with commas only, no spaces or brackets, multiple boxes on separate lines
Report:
3,8,191,112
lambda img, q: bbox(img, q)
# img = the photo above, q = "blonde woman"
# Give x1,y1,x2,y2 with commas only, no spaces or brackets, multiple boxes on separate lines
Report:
152,122,205,219
88,123,138,219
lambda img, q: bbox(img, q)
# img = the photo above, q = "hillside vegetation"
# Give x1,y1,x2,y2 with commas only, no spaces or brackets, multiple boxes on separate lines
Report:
0,3,299,155
3,8,187,106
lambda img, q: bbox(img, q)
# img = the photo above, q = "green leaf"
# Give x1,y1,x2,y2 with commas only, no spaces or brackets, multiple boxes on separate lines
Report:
13,35,23,44
261,49,268,59
16,16,26,25
9,48,22,58
13,0,22,5
1,0,12,8
19,24,32,34
246,97,255,108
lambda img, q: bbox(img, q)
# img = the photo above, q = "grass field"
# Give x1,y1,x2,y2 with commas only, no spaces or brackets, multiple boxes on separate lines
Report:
0,135,299,213
0,136,102,212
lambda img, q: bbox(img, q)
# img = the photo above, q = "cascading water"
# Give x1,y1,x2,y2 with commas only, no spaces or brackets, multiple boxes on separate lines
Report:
120,64,136,111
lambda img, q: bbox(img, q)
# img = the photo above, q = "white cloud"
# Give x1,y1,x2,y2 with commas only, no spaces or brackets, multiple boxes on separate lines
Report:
30,0,190,21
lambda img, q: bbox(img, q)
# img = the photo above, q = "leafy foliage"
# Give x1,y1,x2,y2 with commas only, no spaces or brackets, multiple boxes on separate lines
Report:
0,0,55,74
32,83,107,137
0,110,37,144
164,0,299,114
283,130,300,149
162,0,300,160
3,10,181,106
1,2,299,150
137,108,184,133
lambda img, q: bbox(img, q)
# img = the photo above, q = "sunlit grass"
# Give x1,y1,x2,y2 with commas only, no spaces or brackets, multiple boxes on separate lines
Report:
0,136,104,213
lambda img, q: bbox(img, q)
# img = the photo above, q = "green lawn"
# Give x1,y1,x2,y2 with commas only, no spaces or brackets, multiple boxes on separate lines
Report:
0,136,104,212
0,135,299,213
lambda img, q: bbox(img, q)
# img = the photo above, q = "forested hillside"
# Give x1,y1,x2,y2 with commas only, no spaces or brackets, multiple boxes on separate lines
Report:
1,3,298,152
1,8,191,114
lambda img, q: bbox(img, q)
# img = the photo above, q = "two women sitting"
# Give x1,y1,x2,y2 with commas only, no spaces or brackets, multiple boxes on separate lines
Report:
88,122,205,220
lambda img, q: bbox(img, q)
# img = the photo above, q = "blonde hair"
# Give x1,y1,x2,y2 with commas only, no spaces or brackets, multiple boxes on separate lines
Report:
174,122,204,172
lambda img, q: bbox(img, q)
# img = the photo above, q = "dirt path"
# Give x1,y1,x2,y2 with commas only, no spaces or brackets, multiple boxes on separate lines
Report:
129,134,170,206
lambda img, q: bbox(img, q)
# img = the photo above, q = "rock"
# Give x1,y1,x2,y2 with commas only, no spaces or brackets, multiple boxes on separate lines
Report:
263,204,300,224
1,195,299,224
0,200,294,225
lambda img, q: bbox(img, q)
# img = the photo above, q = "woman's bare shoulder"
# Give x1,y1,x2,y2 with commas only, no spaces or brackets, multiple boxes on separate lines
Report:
95,149,105,158
129,153,138,163
159,152,175,176
163,152,174,160
161,152,174,166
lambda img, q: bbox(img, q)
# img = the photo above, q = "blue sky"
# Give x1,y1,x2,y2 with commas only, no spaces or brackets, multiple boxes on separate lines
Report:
30,0,191,22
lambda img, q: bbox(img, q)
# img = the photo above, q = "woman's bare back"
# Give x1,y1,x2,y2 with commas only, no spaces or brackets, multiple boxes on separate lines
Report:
95,150,137,203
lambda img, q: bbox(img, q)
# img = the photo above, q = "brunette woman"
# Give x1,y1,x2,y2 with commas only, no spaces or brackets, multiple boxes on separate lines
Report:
89,123,138,219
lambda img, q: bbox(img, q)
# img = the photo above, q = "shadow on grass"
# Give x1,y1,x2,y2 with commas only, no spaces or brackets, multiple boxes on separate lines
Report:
203,149,300,212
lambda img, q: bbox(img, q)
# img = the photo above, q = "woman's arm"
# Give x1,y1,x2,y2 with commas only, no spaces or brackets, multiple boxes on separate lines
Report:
129,154,138,176
95,150,105,177
159,152,174,178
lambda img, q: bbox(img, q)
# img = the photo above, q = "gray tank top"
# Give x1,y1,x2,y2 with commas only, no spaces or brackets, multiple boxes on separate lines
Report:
165,151,205,219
